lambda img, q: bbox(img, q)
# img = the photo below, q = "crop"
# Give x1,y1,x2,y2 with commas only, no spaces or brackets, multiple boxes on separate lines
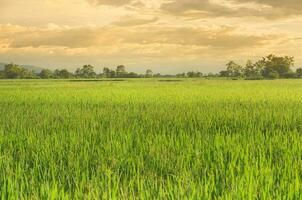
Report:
0,79,302,199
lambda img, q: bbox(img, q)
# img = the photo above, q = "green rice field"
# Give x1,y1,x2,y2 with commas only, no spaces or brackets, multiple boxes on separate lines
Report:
0,79,302,199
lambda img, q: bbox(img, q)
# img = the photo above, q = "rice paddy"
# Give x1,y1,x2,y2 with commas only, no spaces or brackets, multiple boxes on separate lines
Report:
0,79,302,199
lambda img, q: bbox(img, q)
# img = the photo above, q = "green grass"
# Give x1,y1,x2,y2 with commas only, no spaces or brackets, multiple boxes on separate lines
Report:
0,79,302,199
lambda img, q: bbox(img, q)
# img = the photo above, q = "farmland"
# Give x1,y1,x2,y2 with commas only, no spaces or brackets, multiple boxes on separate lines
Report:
0,79,302,199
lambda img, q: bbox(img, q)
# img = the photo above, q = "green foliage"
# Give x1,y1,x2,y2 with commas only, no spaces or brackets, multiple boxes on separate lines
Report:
102,67,115,78
39,69,53,79
145,69,153,78
116,65,127,78
113,65,141,78
153,73,161,78
296,68,302,78
267,70,280,79
0,79,302,199
53,69,73,79
219,70,229,77
176,73,186,78
186,71,203,78
226,61,243,77
261,55,294,78
4,63,23,78
3,63,35,79
244,74,264,80
1,56,300,80
221,55,296,79
75,65,96,78
244,60,263,79
126,72,140,78
284,71,297,79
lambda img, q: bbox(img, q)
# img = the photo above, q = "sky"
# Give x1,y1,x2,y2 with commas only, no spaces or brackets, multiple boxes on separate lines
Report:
0,0,302,73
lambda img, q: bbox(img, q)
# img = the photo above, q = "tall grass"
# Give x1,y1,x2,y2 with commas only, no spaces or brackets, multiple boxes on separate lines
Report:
0,79,302,199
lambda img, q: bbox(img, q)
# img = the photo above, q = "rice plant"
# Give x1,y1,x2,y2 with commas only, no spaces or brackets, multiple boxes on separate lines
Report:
0,79,301,199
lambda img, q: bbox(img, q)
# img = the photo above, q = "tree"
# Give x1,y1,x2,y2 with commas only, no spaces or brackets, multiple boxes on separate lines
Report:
3,63,35,79
284,71,296,79
267,70,279,79
187,71,203,78
102,68,116,78
261,54,294,78
21,69,36,79
145,69,153,78
126,72,140,78
53,69,60,78
296,68,302,78
4,63,23,78
243,60,263,80
187,71,194,78
206,72,217,77
153,73,161,78
75,68,81,77
197,72,203,77
61,69,72,79
109,70,116,78
103,67,111,78
226,61,243,77
219,70,229,77
75,65,96,78
116,65,127,78
39,69,53,79
53,69,72,79
176,73,186,78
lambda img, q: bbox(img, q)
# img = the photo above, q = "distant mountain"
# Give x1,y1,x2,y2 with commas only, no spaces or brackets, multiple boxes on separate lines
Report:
0,63,44,73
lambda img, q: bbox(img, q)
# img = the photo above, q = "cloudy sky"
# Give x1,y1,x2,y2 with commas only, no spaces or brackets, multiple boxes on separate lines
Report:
0,0,301,73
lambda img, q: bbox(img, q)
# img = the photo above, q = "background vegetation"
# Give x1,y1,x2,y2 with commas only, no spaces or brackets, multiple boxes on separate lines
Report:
1,55,301,80
0,79,302,199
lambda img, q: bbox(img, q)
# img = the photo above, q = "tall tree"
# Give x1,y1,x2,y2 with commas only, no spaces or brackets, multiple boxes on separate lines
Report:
4,63,23,78
187,71,203,78
127,72,140,78
75,65,96,78
109,70,116,78
296,68,302,78
39,69,53,79
261,54,294,78
176,73,186,78
226,61,243,77
3,63,35,79
243,60,263,79
116,65,127,78
145,69,153,78
60,69,72,79
103,67,111,78
219,70,229,77
53,69,72,79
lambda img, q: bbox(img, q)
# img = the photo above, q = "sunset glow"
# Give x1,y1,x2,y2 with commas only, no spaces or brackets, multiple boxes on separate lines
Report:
1,0,301,73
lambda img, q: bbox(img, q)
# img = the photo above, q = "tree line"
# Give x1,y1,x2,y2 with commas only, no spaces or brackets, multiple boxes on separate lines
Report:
219,54,302,79
0,54,301,79
0,64,153,79
0,63,205,79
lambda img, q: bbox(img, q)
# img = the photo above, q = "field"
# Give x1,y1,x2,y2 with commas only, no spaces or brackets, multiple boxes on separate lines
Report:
0,79,302,199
